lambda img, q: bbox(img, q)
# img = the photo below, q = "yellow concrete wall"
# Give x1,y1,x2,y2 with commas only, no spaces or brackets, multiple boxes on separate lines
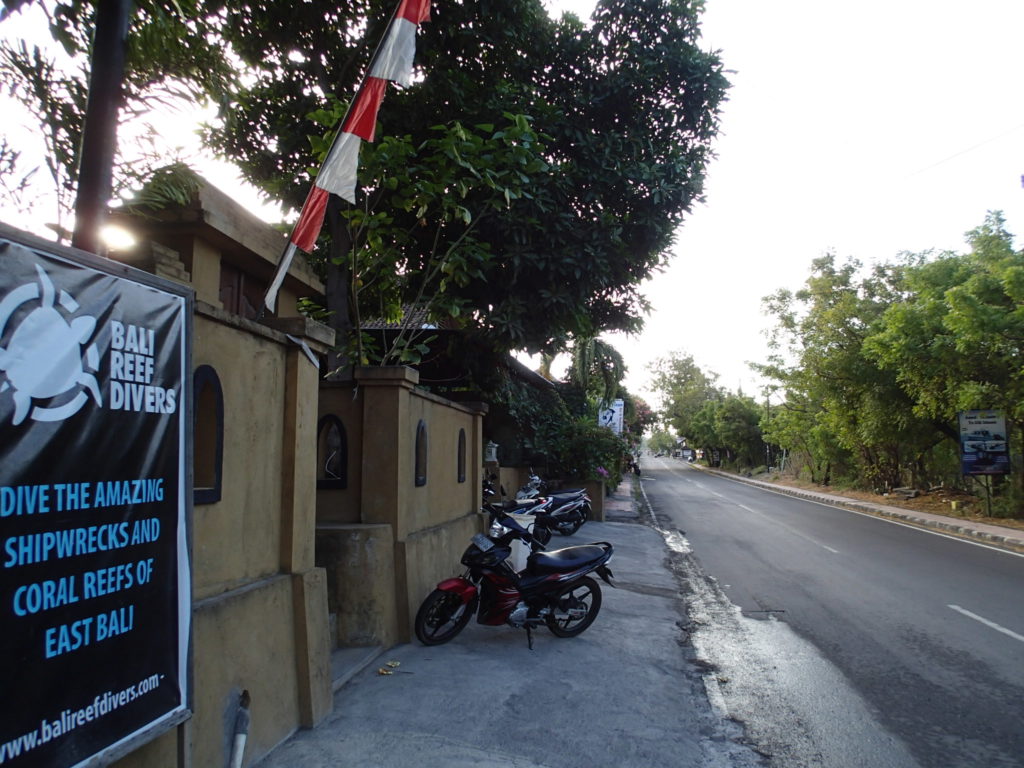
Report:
357,368,412,534
112,309,332,768
115,307,331,768
407,390,479,534
189,576,301,767
491,466,531,500
189,238,222,307
313,368,487,645
192,311,286,599
400,514,483,640
316,523,397,647
276,282,306,319
100,187,333,768
111,728,178,768
583,479,606,521
121,572,329,768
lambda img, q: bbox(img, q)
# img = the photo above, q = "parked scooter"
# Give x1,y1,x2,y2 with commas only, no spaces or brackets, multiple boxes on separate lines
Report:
515,470,547,499
414,511,614,648
481,476,553,545
486,475,590,536
516,470,587,504
538,490,590,536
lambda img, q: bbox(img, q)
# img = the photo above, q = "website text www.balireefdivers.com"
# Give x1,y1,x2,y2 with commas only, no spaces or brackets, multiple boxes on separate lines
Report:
0,673,162,763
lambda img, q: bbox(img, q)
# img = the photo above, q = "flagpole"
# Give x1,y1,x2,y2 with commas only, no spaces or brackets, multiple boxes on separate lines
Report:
308,0,405,181
260,0,413,316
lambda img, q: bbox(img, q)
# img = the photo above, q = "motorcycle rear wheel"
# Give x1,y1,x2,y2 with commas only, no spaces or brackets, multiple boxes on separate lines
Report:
555,517,583,536
414,589,475,645
546,576,602,637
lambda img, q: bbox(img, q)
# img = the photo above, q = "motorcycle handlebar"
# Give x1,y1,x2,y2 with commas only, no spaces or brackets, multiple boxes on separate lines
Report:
493,512,547,552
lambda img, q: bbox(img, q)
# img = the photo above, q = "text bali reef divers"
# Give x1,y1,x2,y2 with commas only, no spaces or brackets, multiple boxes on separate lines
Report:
107,320,176,414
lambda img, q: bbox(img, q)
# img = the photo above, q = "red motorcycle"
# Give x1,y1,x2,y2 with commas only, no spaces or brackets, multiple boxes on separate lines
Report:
414,513,614,648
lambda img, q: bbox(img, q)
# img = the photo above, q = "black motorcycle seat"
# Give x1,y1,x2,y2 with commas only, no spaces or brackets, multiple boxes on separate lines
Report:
487,499,541,512
527,543,609,574
548,489,585,500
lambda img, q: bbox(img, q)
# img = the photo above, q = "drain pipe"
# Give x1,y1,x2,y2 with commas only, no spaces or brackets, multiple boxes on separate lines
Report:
229,689,251,768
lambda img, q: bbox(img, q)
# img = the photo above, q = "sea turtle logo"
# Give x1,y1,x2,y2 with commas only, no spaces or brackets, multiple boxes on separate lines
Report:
0,264,102,425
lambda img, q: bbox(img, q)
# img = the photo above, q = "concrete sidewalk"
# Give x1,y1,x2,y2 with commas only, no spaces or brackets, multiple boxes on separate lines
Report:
690,463,1024,554
256,480,760,768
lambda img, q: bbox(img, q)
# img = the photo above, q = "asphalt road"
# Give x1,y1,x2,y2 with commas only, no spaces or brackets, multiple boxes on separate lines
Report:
642,458,1024,768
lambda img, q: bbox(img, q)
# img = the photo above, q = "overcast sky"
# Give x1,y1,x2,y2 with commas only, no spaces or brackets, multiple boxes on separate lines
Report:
592,0,1024,405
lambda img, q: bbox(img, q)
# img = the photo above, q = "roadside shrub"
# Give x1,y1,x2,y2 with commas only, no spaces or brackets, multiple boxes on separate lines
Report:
547,420,630,489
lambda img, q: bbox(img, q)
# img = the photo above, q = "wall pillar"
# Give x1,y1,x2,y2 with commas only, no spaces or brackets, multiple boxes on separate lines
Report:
264,318,336,729
355,366,419,537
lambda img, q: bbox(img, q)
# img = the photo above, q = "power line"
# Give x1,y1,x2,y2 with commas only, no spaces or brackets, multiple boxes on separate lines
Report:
906,122,1024,178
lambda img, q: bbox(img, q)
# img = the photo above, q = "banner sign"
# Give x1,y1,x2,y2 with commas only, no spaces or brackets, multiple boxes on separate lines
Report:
958,410,1010,476
598,398,624,435
0,235,191,766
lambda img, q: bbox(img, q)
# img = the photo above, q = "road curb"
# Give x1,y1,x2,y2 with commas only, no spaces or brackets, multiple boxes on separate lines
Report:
688,464,1024,555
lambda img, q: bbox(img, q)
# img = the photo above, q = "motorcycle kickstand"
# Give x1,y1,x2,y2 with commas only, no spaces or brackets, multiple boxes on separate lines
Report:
525,624,534,650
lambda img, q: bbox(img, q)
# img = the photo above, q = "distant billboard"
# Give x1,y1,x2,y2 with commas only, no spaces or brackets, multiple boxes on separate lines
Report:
598,398,624,435
958,410,1010,476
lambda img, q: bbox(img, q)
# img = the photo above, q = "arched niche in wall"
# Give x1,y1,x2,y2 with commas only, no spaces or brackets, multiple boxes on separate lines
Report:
457,428,467,483
415,419,428,487
316,415,348,490
193,364,224,505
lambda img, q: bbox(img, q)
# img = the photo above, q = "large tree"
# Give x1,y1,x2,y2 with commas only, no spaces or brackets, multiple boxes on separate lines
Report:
648,350,721,440
3,0,728,374
203,0,728,355
865,212,1024,497
758,215,1023,499
760,253,950,489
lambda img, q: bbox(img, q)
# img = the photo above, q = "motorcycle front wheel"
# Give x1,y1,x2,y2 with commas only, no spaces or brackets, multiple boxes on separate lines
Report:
414,589,475,645
546,576,601,637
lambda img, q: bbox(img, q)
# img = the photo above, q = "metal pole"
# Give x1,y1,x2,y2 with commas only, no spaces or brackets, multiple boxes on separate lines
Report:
71,0,133,254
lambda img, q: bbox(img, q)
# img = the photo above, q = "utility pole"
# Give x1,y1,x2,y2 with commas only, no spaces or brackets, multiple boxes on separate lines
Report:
71,0,134,254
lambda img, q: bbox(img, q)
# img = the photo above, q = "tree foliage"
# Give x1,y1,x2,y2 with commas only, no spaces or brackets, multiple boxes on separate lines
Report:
757,212,1023,510
203,0,728,352
647,429,677,454
649,350,720,438
490,367,629,487
568,335,626,411
4,0,728,365
622,393,657,450
865,213,1024,431
328,115,548,366
759,253,948,489
0,1,234,231
647,350,768,468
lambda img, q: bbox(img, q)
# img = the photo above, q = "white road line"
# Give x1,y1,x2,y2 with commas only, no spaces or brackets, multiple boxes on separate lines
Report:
948,605,1024,643
639,475,658,527
699,470,1024,560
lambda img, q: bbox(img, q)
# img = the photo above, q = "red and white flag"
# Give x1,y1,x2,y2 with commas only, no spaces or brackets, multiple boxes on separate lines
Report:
264,0,431,312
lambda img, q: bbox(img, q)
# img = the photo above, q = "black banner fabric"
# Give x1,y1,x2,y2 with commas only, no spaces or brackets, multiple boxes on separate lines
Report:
0,239,190,766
